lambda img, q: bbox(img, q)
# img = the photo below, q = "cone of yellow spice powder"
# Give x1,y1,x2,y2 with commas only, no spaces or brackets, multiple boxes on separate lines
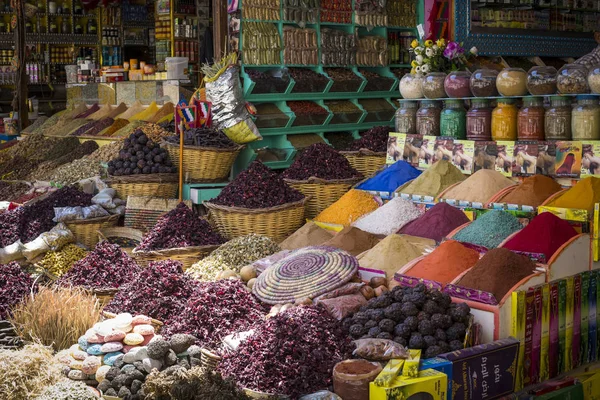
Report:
546,177,600,213
314,189,380,226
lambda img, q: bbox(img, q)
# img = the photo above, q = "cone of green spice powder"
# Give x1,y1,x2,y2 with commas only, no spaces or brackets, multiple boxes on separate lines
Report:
398,160,465,198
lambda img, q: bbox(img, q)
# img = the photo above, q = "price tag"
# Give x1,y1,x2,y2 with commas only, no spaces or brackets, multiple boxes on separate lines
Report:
417,24,425,39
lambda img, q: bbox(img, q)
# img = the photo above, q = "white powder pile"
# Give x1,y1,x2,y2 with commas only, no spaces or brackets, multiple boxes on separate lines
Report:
352,197,424,236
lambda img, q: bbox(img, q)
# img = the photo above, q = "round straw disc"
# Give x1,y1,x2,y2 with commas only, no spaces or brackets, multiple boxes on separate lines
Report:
252,246,359,304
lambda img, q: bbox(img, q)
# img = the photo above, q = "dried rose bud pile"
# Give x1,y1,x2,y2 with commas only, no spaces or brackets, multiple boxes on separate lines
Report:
210,161,304,209
56,241,141,290
282,143,362,180
105,260,200,322
219,306,353,398
163,279,265,351
136,203,225,251
0,262,35,319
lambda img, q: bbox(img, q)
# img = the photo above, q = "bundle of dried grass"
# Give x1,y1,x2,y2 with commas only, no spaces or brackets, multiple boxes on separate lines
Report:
9,286,100,351
0,342,64,400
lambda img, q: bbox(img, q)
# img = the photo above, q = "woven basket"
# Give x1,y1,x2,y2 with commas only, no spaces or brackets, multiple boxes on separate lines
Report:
91,288,118,308
340,149,387,177
66,215,119,248
131,245,218,270
163,140,243,182
204,199,306,242
124,196,191,233
98,227,144,254
284,178,359,219
102,310,163,333
200,348,222,371
106,174,178,199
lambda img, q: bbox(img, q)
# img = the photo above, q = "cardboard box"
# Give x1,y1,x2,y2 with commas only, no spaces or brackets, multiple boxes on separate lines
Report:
574,370,600,400
439,338,519,400
369,369,447,400
541,284,550,382
549,281,560,378
512,290,527,391
589,271,598,362
581,272,590,365
420,357,453,400
534,382,584,399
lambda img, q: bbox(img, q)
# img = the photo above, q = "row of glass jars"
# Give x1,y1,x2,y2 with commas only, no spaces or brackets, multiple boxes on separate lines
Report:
399,64,600,100
395,96,600,141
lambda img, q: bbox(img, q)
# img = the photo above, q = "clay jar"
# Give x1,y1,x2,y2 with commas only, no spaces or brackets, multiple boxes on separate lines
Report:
422,72,447,99
444,71,472,98
496,68,528,97
470,69,498,97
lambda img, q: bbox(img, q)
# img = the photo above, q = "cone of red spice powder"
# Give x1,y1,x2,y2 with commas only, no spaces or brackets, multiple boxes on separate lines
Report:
398,202,470,242
405,240,480,284
502,212,578,262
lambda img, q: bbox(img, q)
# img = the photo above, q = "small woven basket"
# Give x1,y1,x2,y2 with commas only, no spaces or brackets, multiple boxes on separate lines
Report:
106,173,178,199
163,140,243,182
98,227,144,254
200,348,222,371
131,245,218,270
204,199,306,242
340,149,387,178
66,214,120,249
91,288,118,308
284,177,359,219
102,310,163,333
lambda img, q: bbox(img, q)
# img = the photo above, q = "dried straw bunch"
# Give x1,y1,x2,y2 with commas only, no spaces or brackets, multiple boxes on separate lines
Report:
9,286,101,351
0,342,64,400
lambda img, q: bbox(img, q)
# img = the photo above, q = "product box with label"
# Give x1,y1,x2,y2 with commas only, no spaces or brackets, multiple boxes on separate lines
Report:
439,338,519,400
534,382,584,399
369,368,447,400
573,370,600,400
420,357,453,400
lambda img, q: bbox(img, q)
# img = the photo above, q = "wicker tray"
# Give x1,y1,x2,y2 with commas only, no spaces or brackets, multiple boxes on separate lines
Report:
98,227,144,255
131,245,218,270
163,140,243,182
66,214,120,249
204,199,307,242
106,173,178,199
284,177,359,219
340,149,387,178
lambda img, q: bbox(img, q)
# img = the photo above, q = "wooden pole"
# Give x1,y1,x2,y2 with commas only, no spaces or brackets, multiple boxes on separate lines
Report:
13,0,28,131
212,0,227,58
178,121,184,202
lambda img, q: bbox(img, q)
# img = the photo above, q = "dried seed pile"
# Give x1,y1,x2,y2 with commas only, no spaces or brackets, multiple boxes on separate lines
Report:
35,380,98,400
37,244,89,277
0,181,31,202
165,127,237,148
453,210,522,249
46,157,103,185
187,234,281,281
86,141,122,162
352,196,424,236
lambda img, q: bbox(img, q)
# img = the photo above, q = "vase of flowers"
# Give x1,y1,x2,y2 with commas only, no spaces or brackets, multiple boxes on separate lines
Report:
409,38,477,75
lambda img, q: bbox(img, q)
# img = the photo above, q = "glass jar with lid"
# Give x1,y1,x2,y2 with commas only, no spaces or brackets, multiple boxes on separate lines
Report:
572,95,600,140
416,100,441,136
422,72,447,99
545,96,572,140
557,64,590,94
470,69,498,97
527,66,557,96
467,99,492,141
440,100,466,139
399,74,424,99
588,65,600,94
492,99,518,141
517,97,545,140
496,68,528,97
395,100,417,134
444,71,472,98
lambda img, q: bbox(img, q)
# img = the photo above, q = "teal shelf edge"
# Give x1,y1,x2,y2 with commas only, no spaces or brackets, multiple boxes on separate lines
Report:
246,90,400,102
257,120,395,136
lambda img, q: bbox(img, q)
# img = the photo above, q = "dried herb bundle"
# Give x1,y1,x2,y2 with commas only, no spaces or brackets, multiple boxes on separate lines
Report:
10,286,101,351
219,306,353,398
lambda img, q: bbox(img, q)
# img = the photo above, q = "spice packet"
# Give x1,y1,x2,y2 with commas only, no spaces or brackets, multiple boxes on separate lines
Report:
555,141,582,178
513,142,538,177
374,359,405,387
452,140,475,175
401,349,421,378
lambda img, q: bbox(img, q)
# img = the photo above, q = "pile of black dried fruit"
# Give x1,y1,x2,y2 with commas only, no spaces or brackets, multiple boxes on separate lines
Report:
0,186,92,247
343,284,471,358
56,241,141,290
164,127,237,148
162,279,265,351
219,306,353,398
107,130,176,176
211,161,304,208
282,143,362,180
136,203,225,251
346,126,392,152
0,262,36,319
105,260,200,322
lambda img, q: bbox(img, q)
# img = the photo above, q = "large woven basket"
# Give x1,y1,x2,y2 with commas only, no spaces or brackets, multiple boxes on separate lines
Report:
340,149,387,177
66,214,119,248
204,199,306,242
284,177,359,219
91,288,118,308
106,173,178,199
163,140,243,182
98,227,144,255
131,245,218,270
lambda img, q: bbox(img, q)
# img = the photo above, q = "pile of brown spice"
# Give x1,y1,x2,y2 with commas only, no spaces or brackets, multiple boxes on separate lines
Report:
499,174,562,207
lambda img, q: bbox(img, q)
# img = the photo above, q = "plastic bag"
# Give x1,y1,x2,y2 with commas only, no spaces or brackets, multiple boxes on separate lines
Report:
92,188,117,209
314,282,364,301
53,206,83,222
0,240,24,263
82,205,110,219
108,205,126,215
299,391,342,400
316,293,367,321
251,250,292,274
353,339,410,361
42,223,74,251
22,235,50,261
222,330,255,352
